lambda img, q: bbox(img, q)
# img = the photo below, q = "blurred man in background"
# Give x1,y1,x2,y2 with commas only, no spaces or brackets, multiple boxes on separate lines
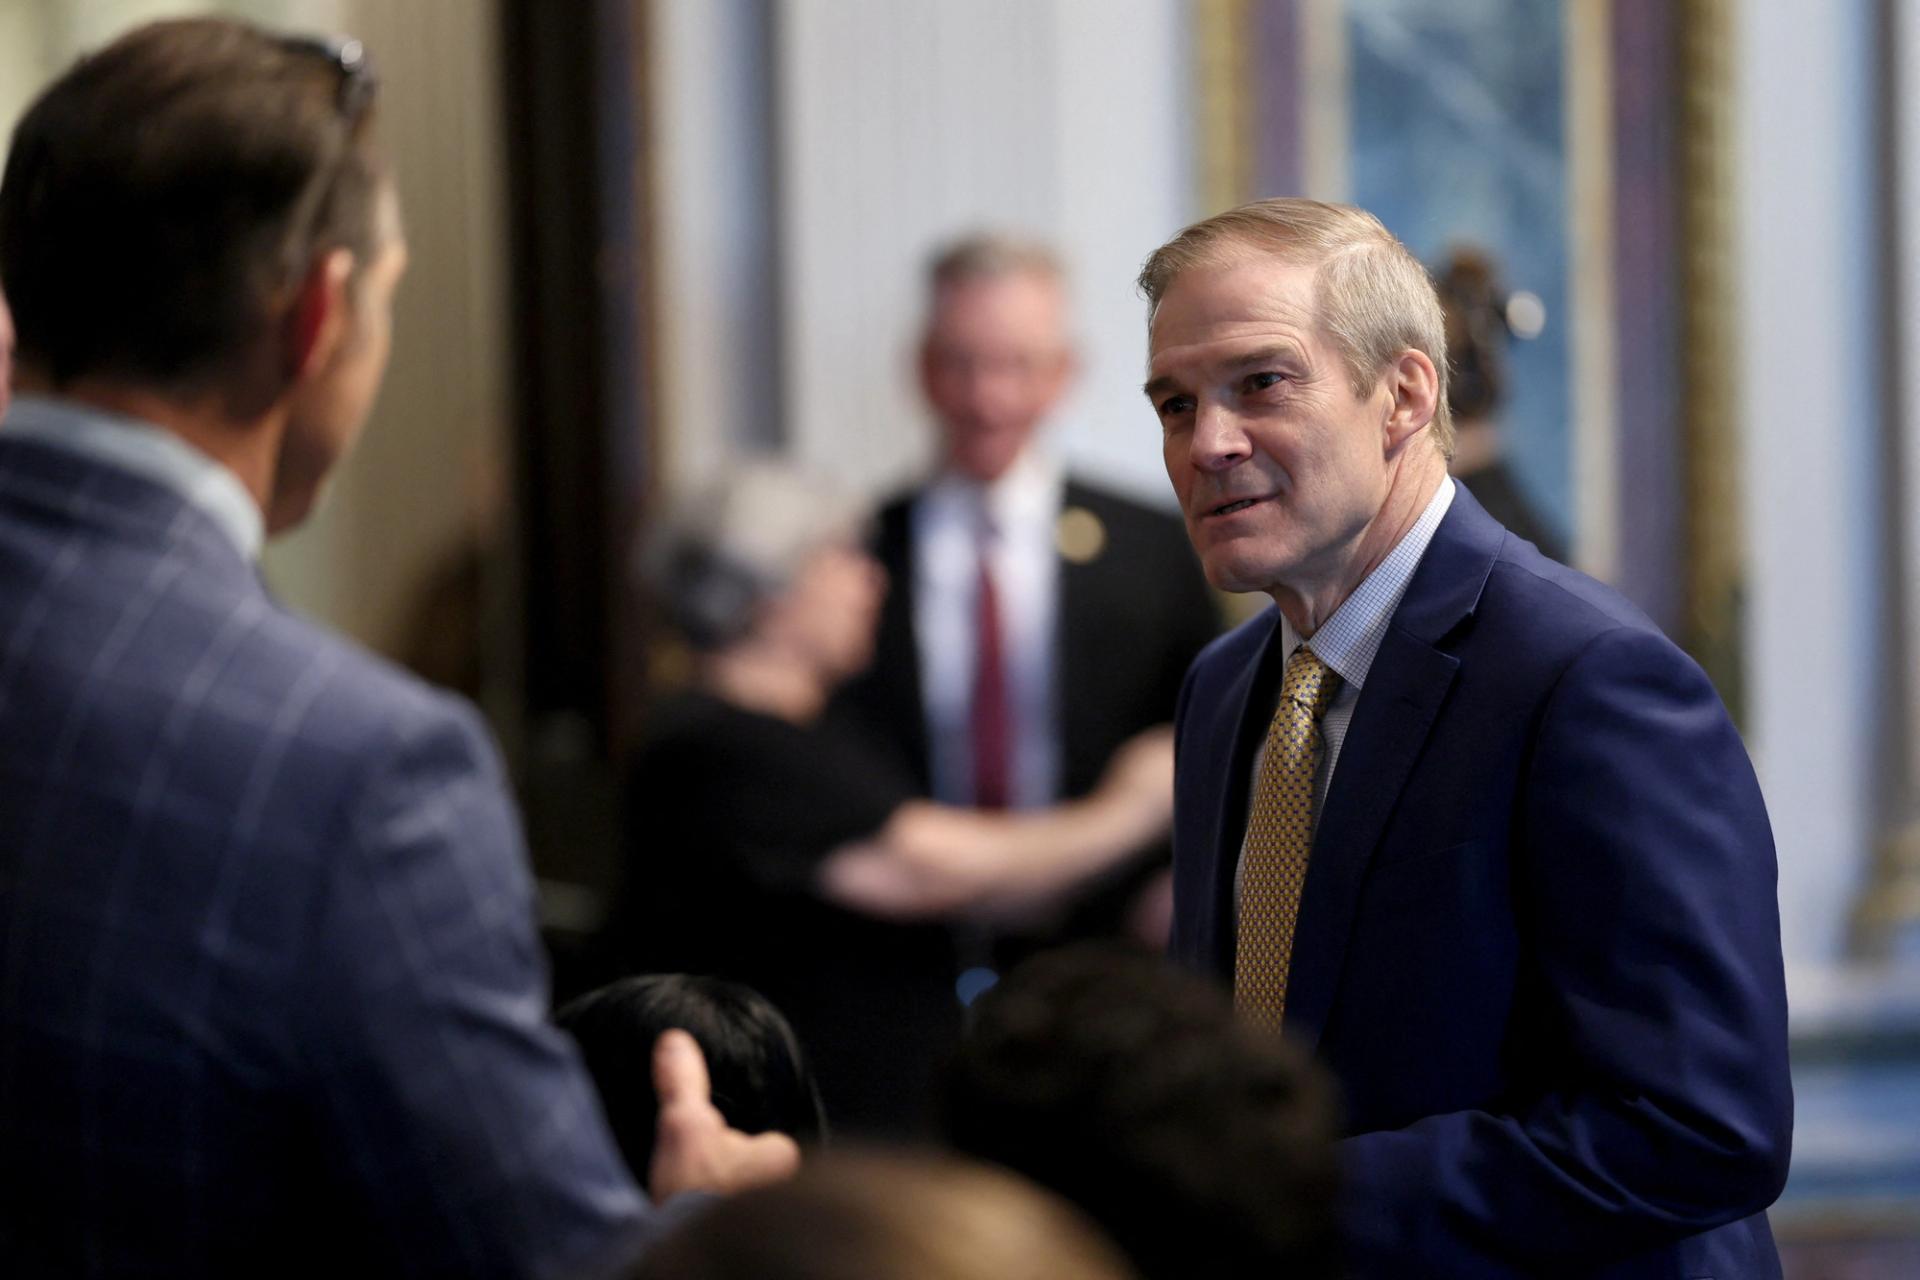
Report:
0,19,788,1277
834,236,1218,965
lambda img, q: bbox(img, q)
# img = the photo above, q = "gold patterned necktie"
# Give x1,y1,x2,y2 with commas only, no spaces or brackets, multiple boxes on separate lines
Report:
1235,644,1342,1032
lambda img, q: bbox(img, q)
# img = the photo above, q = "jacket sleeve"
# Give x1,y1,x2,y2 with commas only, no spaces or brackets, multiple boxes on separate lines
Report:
295,695,657,1280
1340,625,1793,1274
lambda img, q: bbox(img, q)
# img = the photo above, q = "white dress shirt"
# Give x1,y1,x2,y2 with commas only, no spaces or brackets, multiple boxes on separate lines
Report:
1234,477,1456,913
4,393,265,561
912,448,1064,809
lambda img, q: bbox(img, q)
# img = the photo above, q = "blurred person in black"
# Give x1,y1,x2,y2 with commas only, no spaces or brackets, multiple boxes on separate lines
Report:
832,235,1220,958
631,1149,1137,1280
944,945,1342,1280
559,974,829,1187
608,461,1175,1137
1433,246,1566,562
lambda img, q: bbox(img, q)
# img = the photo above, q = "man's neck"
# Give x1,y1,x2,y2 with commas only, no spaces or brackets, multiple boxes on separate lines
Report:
17,372,281,522
1271,453,1447,637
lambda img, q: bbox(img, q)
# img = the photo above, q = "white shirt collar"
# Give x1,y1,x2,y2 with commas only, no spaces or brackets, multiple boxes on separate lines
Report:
925,446,1063,534
4,394,266,561
1279,476,1456,691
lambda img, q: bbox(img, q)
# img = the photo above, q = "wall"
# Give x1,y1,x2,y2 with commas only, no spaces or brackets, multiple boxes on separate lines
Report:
1735,0,1888,1001
265,0,510,661
651,0,1197,507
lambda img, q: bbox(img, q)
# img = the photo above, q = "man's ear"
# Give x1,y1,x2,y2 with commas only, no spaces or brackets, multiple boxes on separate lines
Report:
1382,348,1440,455
283,248,357,383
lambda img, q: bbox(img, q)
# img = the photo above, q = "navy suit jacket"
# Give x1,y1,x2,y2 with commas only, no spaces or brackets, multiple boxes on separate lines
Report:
0,435,648,1277
1170,487,1792,1278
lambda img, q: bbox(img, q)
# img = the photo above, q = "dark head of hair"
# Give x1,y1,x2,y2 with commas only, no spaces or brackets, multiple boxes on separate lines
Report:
556,974,827,1183
630,1149,1137,1280
0,17,386,391
943,945,1343,1280
1434,245,1510,421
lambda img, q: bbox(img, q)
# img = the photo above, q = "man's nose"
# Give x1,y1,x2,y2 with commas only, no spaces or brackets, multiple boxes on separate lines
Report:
961,368,1023,421
1189,402,1251,473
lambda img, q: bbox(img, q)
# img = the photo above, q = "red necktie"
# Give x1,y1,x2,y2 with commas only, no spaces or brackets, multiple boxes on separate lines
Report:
970,539,1011,810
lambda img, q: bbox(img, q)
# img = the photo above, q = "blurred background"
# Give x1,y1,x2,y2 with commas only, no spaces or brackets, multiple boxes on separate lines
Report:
3,0,1918,1272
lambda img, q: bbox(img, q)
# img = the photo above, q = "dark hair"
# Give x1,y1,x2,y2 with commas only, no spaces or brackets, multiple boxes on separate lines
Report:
1434,246,1509,421
631,1149,1137,1280
556,974,827,1183
0,17,386,389
943,946,1343,1280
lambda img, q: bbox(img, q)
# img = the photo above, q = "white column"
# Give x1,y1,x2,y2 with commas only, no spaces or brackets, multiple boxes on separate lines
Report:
773,0,1194,504
266,0,510,653
1735,0,1883,996
649,0,780,492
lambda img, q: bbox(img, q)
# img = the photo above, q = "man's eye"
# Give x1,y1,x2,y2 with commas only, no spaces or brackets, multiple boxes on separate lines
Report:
1157,395,1194,417
1245,371,1286,392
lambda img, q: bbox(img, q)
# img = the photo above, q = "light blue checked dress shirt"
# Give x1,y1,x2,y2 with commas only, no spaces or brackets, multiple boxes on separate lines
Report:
1235,477,1456,914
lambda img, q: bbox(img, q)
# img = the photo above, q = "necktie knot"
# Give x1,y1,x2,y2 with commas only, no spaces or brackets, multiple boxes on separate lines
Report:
1281,645,1341,721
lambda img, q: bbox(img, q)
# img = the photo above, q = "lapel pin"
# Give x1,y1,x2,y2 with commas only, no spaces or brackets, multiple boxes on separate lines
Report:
1056,506,1107,565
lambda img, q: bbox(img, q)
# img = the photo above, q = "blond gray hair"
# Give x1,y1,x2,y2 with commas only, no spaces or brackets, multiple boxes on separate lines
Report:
1137,198,1453,457
648,460,866,651
928,232,1065,293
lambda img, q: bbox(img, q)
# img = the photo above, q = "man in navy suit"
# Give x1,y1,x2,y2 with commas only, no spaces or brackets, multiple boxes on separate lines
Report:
0,19,790,1277
1140,199,1791,1277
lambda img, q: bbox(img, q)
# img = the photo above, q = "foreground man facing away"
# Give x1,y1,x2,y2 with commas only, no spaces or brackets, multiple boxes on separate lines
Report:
1146,199,1790,1278
0,20,790,1278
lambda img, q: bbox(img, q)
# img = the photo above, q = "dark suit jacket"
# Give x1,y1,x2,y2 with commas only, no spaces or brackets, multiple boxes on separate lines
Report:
838,475,1218,802
0,434,647,1277
1170,486,1791,1279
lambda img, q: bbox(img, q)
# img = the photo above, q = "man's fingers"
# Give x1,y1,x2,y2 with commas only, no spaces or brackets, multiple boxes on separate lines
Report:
652,1027,712,1111
649,1096,802,1201
736,1130,802,1187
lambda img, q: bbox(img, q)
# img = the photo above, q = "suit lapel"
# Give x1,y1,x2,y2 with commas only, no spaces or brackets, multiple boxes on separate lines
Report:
1204,610,1289,974
866,499,933,789
1282,634,1459,1047
1056,481,1106,793
1279,486,1506,1050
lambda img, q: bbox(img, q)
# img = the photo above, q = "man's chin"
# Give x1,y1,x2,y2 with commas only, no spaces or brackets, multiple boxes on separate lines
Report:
1200,550,1277,597
950,439,1028,484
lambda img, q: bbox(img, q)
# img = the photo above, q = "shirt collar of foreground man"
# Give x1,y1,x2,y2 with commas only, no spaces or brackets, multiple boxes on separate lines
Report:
5,392,266,559
1146,198,1791,1278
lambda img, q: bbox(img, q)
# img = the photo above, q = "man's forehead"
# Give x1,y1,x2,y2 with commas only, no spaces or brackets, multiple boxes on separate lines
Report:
927,270,1070,344
931,269,1064,320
